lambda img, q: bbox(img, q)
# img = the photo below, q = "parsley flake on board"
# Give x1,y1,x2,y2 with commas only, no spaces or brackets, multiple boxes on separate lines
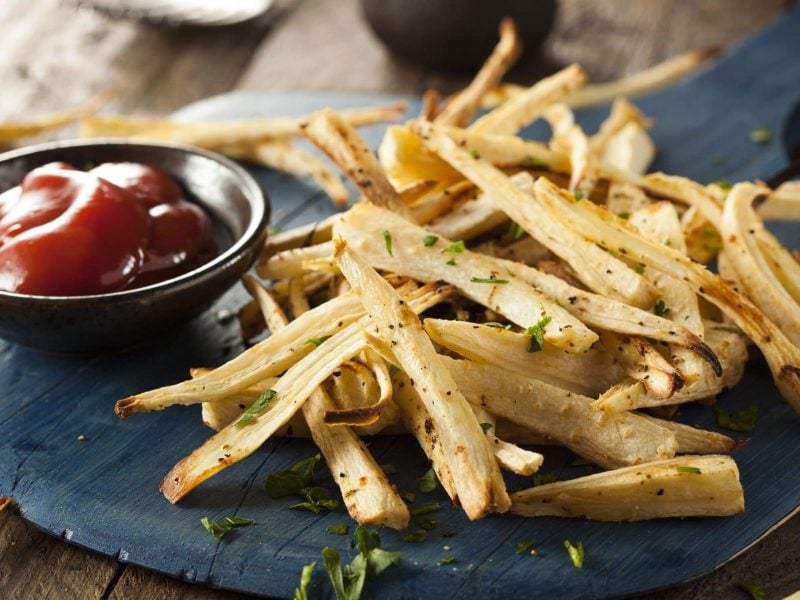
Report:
402,530,427,543
749,127,772,144
423,235,439,247
564,540,585,568
416,519,437,530
305,335,332,347
322,526,401,600
381,230,393,256
294,562,315,600
532,472,558,487
713,403,758,432
265,454,321,498
438,556,456,565
419,468,438,493
526,315,552,352
290,486,341,514
471,276,509,284
200,515,255,539
410,503,441,516
676,466,702,475
327,524,350,535
379,463,398,475
236,389,277,428
516,540,534,555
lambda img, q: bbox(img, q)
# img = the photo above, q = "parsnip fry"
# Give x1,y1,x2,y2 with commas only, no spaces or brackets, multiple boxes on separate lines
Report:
285,278,410,529
425,319,621,397
336,202,598,352
721,183,800,346
303,109,409,215
471,64,587,135
323,348,395,426
0,91,109,143
761,181,800,221
81,102,407,146
443,357,677,468
435,19,521,127
510,455,744,521
531,176,800,411
599,331,684,399
333,239,510,519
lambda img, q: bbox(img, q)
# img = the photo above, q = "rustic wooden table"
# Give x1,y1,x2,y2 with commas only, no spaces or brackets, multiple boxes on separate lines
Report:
0,0,798,598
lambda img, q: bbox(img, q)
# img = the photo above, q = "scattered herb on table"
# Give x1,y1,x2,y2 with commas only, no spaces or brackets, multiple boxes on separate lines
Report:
749,127,772,144
200,515,255,539
532,472,558,487
713,403,758,432
327,524,350,535
564,540,585,568
419,468,438,493
402,530,427,543
294,562,315,600
380,463,398,475
410,503,441,516
322,526,401,600
438,556,456,566
516,540,534,555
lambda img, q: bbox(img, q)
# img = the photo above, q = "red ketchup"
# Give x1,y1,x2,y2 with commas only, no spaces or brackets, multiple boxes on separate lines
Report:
0,162,216,296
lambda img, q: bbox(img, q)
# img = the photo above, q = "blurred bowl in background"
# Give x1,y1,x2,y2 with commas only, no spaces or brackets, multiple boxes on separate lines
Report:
360,0,557,74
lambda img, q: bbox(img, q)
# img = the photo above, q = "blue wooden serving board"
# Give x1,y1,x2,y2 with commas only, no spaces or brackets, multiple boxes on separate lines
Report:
3,9,800,599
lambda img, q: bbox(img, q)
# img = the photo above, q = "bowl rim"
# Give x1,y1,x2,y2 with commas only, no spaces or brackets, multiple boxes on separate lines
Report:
0,137,269,304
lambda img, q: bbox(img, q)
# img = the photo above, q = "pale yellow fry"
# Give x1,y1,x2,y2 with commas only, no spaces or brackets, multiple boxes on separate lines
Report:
470,64,587,135
425,319,621,397
598,331,683,399
761,181,800,221
532,176,800,411
336,202,598,352
444,356,677,469
606,181,652,218
302,109,409,215
435,18,522,127
333,239,510,519
81,103,407,146
0,91,110,143
589,97,653,154
721,183,800,346
285,278,410,530
510,455,743,521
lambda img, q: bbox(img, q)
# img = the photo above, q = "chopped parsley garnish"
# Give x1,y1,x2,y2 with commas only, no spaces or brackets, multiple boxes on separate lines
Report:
381,230,393,256
416,519,437,530
306,335,332,347
423,235,439,247
442,240,467,253
294,562,315,600
736,580,766,600
634,263,646,274
471,276,509,284
713,403,758,432
715,179,733,191
654,299,667,317
618,211,631,220
527,155,549,169
480,422,493,434
380,463,397,475
749,127,772,144
574,191,585,201
326,524,350,535
532,472,558,487
446,258,457,266
410,502,441,516
388,364,401,378
469,149,481,159
402,530,427,543
676,466,702,475
508,221,525,239
438,556,456,565
268,224,283,236
236,389,277,428
702,228,716,239
564,540,585,568
526,315,552,352
200,515,255,539
265,454,321,498
401,492,416,503
290,486,341,514
418,468,438,493
516,540,534,555
322,526,401,600
484,321,513,330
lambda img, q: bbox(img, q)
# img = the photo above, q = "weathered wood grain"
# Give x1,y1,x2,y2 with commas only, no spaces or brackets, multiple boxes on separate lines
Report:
0,0,796,599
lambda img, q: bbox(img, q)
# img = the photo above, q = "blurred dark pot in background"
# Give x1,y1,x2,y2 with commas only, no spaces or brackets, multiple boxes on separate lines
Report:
360,0,557,74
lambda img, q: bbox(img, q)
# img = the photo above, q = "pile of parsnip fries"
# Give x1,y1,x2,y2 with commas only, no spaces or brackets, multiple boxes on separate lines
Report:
112,19,800,530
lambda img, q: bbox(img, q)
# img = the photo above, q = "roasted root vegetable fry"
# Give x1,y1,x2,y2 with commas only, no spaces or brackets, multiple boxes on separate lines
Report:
510,455,744,521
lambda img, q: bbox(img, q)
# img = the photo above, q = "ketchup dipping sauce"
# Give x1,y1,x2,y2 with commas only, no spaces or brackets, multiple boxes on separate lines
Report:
0,162,217,296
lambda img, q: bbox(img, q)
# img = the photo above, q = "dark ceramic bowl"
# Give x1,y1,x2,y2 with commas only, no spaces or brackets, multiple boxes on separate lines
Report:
0,139,269,354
